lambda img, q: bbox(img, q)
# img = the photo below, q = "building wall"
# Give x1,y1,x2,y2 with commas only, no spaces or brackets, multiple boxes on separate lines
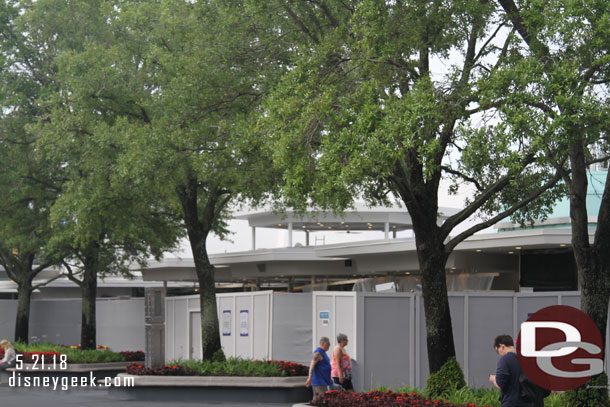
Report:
0,298,144,351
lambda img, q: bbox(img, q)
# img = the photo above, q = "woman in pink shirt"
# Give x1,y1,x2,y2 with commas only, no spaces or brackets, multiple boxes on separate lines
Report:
331,333,353,391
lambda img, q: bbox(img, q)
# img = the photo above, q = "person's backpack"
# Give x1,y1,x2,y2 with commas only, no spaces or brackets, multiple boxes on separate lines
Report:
519,371,551,404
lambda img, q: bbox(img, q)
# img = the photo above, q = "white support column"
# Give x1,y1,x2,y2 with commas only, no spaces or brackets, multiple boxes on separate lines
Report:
384,221,390,241
288,222,293,247
251,226,256,251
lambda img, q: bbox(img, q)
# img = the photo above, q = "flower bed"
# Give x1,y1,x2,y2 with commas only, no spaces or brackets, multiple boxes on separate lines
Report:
311,390,493,407
126,362,194,376
266,360,309,376
125,359,308,377
119,351,146,362
1,344,145,364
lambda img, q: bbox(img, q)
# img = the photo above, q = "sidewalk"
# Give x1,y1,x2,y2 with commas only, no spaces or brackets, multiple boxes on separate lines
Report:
0,384,295,407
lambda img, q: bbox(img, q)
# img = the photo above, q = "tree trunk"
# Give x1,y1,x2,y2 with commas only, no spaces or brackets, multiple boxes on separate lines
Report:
396,169,457,374
195,251,221,360
186,224,221,360
568,142,609,348
568,142,609,401
178,180,221,361
14,281,33,343
80,264,98,350
592,169,610,349
416,236,455,373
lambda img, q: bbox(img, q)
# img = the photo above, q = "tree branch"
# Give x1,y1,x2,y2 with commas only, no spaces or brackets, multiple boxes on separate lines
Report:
31,271,69,290
440,152,536,237
213,193,232,220
441,166,483,191
444,170,563,253
307,0,339,28
284,5,319,44
492,28,516,71
32,260,55,275
474,21,506,64
496,0,551,61
62,260,84,286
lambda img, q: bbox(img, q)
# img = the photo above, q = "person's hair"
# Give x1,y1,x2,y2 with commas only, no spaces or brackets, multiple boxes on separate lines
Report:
0,339,13,349
337,333,348,343
319,336,330,345
493,334,514,348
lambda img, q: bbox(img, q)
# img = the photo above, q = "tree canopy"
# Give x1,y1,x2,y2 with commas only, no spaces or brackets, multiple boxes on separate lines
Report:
495,0,609,399
42,0,282,357
258,0,565,373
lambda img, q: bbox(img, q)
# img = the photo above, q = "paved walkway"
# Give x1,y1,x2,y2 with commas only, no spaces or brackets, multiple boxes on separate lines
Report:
0,384,296,407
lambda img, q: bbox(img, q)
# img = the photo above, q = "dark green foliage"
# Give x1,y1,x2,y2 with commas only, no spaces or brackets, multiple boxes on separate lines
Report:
426,357,466,398
126,358,308,377
212,348,226,363
560,373,609,407
12,342,138,363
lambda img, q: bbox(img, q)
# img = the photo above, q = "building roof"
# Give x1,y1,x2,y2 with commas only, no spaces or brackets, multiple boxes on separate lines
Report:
235,202,459,232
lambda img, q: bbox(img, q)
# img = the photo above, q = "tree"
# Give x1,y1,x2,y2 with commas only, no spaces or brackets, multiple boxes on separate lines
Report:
495,0,609,400
17,0,184,350
0,142,58,342
1,0,184,350
49,0,281,358
258,0,564,373
0,0,66,343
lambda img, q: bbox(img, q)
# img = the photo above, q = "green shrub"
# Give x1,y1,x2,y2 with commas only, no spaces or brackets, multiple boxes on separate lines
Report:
560,372,609,407
426,357,466,398
13,342,127,363
212,348,226,362
168,357,288,377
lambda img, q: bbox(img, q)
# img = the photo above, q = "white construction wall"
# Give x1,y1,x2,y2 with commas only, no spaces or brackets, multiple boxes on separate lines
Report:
313,291,609,391
0,298,144,351
312,292,416,390
166,291,312,364
271,293,312,364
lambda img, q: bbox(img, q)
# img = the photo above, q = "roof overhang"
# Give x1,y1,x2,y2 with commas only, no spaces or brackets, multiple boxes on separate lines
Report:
235,204,460,232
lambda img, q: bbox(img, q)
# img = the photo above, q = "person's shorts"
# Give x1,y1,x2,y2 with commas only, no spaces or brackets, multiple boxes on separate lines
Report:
312,385,328,396
332,376,354,391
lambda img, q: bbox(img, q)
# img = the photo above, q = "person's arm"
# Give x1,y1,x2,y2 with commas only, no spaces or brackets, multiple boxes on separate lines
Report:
333,347,343,383
305,352,322,387
494,357,510,390
489,374,500,390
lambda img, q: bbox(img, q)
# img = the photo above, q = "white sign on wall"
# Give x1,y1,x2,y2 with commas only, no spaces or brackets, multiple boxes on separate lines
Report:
240,310,249,336
319,310,330,327
222,310,231,336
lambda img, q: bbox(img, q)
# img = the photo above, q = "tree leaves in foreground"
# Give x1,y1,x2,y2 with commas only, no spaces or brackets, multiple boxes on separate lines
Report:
0,0,65,343
496,0,610,401
259,0,565,373
49,0,281,358
16,0,183,349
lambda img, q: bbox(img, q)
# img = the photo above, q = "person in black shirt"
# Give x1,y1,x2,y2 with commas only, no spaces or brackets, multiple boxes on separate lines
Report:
489,335,533,407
